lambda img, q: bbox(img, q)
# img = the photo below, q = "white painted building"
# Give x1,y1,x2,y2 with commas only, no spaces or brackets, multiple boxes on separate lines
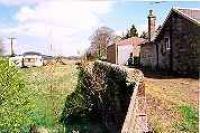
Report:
107,37,146,65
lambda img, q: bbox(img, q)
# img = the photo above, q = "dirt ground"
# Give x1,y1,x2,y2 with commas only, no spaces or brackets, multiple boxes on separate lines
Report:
144,73,199,133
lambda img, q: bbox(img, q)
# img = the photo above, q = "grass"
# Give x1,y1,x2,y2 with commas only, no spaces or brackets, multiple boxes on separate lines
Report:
174,105,199,133
20,63,199,132
22,63,78,132
145,77,199,133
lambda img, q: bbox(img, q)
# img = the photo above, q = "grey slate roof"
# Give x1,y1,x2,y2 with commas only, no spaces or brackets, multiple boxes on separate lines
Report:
177,8,200,22
153,8,200,42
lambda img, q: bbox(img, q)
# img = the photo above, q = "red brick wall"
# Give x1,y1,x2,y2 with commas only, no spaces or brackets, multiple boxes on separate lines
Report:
107,44,116,64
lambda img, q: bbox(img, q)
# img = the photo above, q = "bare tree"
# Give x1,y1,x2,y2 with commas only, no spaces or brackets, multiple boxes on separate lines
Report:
89,26,114,59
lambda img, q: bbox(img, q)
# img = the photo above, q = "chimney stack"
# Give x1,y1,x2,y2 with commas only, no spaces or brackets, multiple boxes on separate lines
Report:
148,10,156,41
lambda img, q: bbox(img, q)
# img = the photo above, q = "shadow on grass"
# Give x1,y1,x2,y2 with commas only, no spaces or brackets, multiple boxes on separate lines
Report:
60,63,135,133
60,90,110,133
63,114,109,133
138,66,199,79
59,66,110,133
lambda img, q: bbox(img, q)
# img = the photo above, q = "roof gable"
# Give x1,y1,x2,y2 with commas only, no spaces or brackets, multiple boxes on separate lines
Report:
117,37,146,47
154,8,200,41
174,8,200,25
177,8,200,22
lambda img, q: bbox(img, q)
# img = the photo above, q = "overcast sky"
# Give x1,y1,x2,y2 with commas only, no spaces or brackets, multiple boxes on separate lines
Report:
0,0,199,56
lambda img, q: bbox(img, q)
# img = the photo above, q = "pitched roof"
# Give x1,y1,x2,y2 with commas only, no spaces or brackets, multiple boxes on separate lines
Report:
116,37,147,46
23,51,42,56
173,8,200,25
153,8,200,42
177,8,200,22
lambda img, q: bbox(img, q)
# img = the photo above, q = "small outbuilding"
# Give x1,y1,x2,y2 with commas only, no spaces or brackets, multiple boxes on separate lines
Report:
107,37,146,65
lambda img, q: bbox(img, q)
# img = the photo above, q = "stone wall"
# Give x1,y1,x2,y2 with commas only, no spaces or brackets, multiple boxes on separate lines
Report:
90,61,145,132
172,14,200,74
141,11,200,75
61,61,146,132
156,13,200,74
156,29,171,70
121,71,147,133
140,42,157,69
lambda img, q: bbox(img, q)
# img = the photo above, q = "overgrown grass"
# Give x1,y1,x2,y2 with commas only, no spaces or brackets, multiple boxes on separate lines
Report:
174,105,199,133
23,64,77,132
145,77,199,133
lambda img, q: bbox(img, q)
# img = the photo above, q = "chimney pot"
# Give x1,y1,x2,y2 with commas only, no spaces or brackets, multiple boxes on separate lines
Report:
149,10,153,15
148,9,156,41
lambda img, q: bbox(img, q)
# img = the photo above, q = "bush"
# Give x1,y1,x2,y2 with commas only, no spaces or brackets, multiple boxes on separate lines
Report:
61,66,92,122
61,61,136,132
0,58,34,132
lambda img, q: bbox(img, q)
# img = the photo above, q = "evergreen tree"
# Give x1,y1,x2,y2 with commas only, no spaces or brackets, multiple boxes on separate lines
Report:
128,24,138,37
140,31,148,39
123,24,138,39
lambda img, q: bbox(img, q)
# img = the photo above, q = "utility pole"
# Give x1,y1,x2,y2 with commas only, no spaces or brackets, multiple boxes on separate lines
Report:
8,37,16,57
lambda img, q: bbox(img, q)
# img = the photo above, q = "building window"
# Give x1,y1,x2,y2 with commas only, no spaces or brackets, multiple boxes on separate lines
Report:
164,37,170,50
162,37,170,55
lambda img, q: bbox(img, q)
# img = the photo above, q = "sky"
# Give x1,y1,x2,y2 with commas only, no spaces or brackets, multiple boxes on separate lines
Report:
0,0,199,57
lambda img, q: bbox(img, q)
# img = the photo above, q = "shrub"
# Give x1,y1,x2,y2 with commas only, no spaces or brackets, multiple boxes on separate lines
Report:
61,61,136,132
61,66,92,122
0,58,34,132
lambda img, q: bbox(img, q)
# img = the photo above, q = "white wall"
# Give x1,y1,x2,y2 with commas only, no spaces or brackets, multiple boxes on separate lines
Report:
118,45,133,65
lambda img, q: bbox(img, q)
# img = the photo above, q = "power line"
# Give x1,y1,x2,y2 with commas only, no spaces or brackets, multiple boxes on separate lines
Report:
149,1,166,5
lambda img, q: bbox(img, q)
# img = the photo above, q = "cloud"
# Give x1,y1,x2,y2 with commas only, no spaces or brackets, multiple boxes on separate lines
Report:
136,24,147,35
1,0,114,56
115,30,125,36
0,0,43,6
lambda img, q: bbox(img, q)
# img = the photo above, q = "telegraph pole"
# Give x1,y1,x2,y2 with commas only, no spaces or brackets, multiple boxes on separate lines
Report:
8,37,16,57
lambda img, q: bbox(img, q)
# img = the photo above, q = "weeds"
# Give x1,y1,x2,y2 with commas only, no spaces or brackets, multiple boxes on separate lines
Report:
175,105,198,132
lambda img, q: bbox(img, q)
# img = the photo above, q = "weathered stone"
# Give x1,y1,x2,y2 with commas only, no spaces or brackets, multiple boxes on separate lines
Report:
140,9,200,75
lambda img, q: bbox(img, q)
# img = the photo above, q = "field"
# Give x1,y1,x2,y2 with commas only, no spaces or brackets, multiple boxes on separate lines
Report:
145,73,199,133
21,61,199,132
22,62,78,132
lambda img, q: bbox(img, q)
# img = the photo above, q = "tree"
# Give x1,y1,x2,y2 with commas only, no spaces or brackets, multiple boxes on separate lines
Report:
89,26,114,59
140,31,148,39
129,24,138,37
123,24,138,39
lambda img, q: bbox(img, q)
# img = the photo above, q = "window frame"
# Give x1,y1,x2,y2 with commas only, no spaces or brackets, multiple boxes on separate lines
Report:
164,37,170,50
